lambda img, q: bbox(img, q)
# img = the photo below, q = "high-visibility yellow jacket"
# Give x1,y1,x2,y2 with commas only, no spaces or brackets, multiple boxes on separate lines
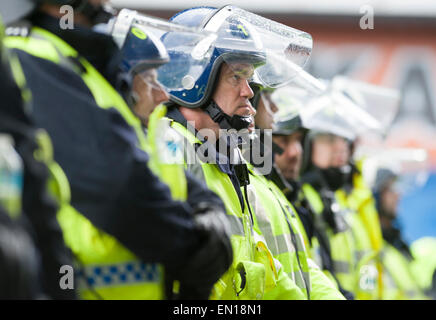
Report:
381,240,428,300
410,237,436,295
302,183,357,295
247,166,345,300
347,160,385,298
170,119,307,300
336,189,380,300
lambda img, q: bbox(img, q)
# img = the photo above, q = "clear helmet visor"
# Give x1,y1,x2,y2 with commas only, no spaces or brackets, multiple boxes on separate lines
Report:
302,93,360,141
204,5,313,88
271,86,317,127
270,74,381,140
326,90,382,138
271,72,326,123
331,76,400,135
111,9,217,91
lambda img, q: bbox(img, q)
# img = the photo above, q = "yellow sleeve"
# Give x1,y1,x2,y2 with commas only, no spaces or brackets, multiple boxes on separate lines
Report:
307,258,346,300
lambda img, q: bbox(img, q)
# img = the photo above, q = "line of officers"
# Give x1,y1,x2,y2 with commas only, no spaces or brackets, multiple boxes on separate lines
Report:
0,0,434,300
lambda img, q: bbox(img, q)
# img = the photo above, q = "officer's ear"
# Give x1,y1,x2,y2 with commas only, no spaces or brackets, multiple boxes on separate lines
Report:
114,71,133,105
128,91,140,109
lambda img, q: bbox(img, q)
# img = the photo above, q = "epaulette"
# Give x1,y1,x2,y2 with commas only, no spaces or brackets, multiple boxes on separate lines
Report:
5,20,32,37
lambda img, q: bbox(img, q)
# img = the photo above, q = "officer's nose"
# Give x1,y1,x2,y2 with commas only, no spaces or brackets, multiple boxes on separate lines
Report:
154,85,170,105
285,141,302,159
241,79,254,100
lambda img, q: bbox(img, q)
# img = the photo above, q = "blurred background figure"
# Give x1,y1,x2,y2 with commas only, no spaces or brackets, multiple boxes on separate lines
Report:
264,79,383,299
328,77,402,300
372,167,430,299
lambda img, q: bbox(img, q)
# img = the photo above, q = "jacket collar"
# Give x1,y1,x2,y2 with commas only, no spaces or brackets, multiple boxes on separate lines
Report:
166,106,235,175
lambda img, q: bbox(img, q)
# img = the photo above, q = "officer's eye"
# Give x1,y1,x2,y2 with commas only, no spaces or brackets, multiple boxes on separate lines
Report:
232,74,241,81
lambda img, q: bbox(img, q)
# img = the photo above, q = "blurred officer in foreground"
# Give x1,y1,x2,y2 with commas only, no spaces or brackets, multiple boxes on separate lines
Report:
0,15,74,299
1,0,232,299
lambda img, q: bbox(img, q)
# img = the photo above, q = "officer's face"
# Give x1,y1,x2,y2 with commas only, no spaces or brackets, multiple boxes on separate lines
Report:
311,134,335,169
212,62,256,132
273,131,303,180
255,91,279,130
381,180,400,219
133,69,169,126
330,136,350,168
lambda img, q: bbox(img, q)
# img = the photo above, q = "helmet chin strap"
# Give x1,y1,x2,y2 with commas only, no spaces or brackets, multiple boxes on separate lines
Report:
203,100,252,131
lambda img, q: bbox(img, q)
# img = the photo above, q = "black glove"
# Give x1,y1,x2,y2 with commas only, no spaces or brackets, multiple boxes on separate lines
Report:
167,202,233,300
